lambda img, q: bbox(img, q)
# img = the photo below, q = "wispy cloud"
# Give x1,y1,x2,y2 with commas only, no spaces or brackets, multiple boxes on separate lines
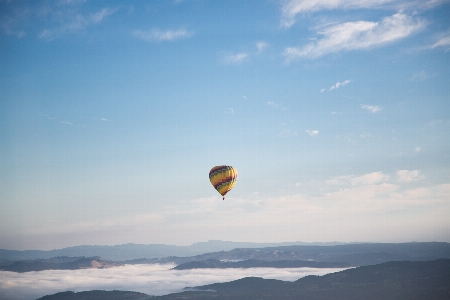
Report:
279,0,444,28
330,80,351,90
267,101,287,110
40,7,117,40
0,2,116,39
41,114,56,120
280,0,396,28
326,171,390,186
132,28,193,42
351,171,390,186
60,121,73,125
361,104,382,113
283,13,426,60
256,41,268,53
396,170,424,183
0,7,29,37
410,71,429,81
427,31,450,51
305,129,319,136
222,52,249,64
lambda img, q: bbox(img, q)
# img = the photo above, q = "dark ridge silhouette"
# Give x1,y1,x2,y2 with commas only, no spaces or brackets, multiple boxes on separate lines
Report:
1,242,449,273
155,259,450,300
2,241,448,262
36,290,152,300
172,259,351,270
0,256,121,272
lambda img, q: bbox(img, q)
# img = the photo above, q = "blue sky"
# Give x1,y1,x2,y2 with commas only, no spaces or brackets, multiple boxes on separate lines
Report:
1,0,449,250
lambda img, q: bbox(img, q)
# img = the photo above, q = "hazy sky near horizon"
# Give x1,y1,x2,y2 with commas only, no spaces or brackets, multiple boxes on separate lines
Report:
1,0,449,250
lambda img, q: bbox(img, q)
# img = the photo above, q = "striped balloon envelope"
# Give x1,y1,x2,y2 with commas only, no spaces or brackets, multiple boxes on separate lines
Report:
209,165,238,200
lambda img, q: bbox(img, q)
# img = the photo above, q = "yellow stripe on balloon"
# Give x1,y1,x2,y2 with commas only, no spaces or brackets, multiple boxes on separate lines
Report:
209,165,238,199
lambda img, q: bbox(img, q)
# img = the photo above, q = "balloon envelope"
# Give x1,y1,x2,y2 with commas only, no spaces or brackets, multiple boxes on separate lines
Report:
209,165,238,199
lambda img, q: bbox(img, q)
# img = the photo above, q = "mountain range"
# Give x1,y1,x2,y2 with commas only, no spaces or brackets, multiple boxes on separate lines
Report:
36,259,450,300
1,242,449,272
0,240,346,261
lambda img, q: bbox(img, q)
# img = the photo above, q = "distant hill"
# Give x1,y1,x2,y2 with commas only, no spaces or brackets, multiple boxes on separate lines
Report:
36,290,151,300
0,256,121,272
126,242,450,267
0,240,346,261
155,259,450,300
173,259,351,270
2,242,448,272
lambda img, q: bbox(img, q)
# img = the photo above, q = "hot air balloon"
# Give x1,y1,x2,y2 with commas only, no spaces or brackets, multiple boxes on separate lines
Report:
209,165,238,200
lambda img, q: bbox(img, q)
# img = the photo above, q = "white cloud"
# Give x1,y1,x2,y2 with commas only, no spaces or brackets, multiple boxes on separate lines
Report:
59,0,88,5
223,52,249,64
361,104,382,113
40,7,117,40
351,171,390,186
280,0,395,28
330,80,351,90
283,13,425,60
320,88,325,92
396,170,424,183
132,28,193,42
279,0,445,28
325,170,425,188
267,101,287,110
410,70,429,81
429,32,450,51
415,146,421,153
256,41,268,53
326,172,390,186
325,175,354,185
0,265,346,300
60,121,73,125
305,129,319,136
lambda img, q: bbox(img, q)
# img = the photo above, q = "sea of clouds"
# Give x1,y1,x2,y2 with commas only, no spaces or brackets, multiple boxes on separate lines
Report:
0,264,349,300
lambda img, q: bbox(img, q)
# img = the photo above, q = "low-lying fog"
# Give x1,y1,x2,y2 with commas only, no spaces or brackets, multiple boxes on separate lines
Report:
0,264,349,300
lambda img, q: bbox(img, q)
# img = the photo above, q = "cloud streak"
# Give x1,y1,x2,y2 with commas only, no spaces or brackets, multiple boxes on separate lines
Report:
325,171,390,186
429,31,450,51
256,41,268,53
305,130,319,136
361,104,382,113
40,7,117,40
279,0,445,28
132,28,193,42
222,52,249,64
396,170,423,183
283,13,425,60
280,0,396,28
330,80,351,90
